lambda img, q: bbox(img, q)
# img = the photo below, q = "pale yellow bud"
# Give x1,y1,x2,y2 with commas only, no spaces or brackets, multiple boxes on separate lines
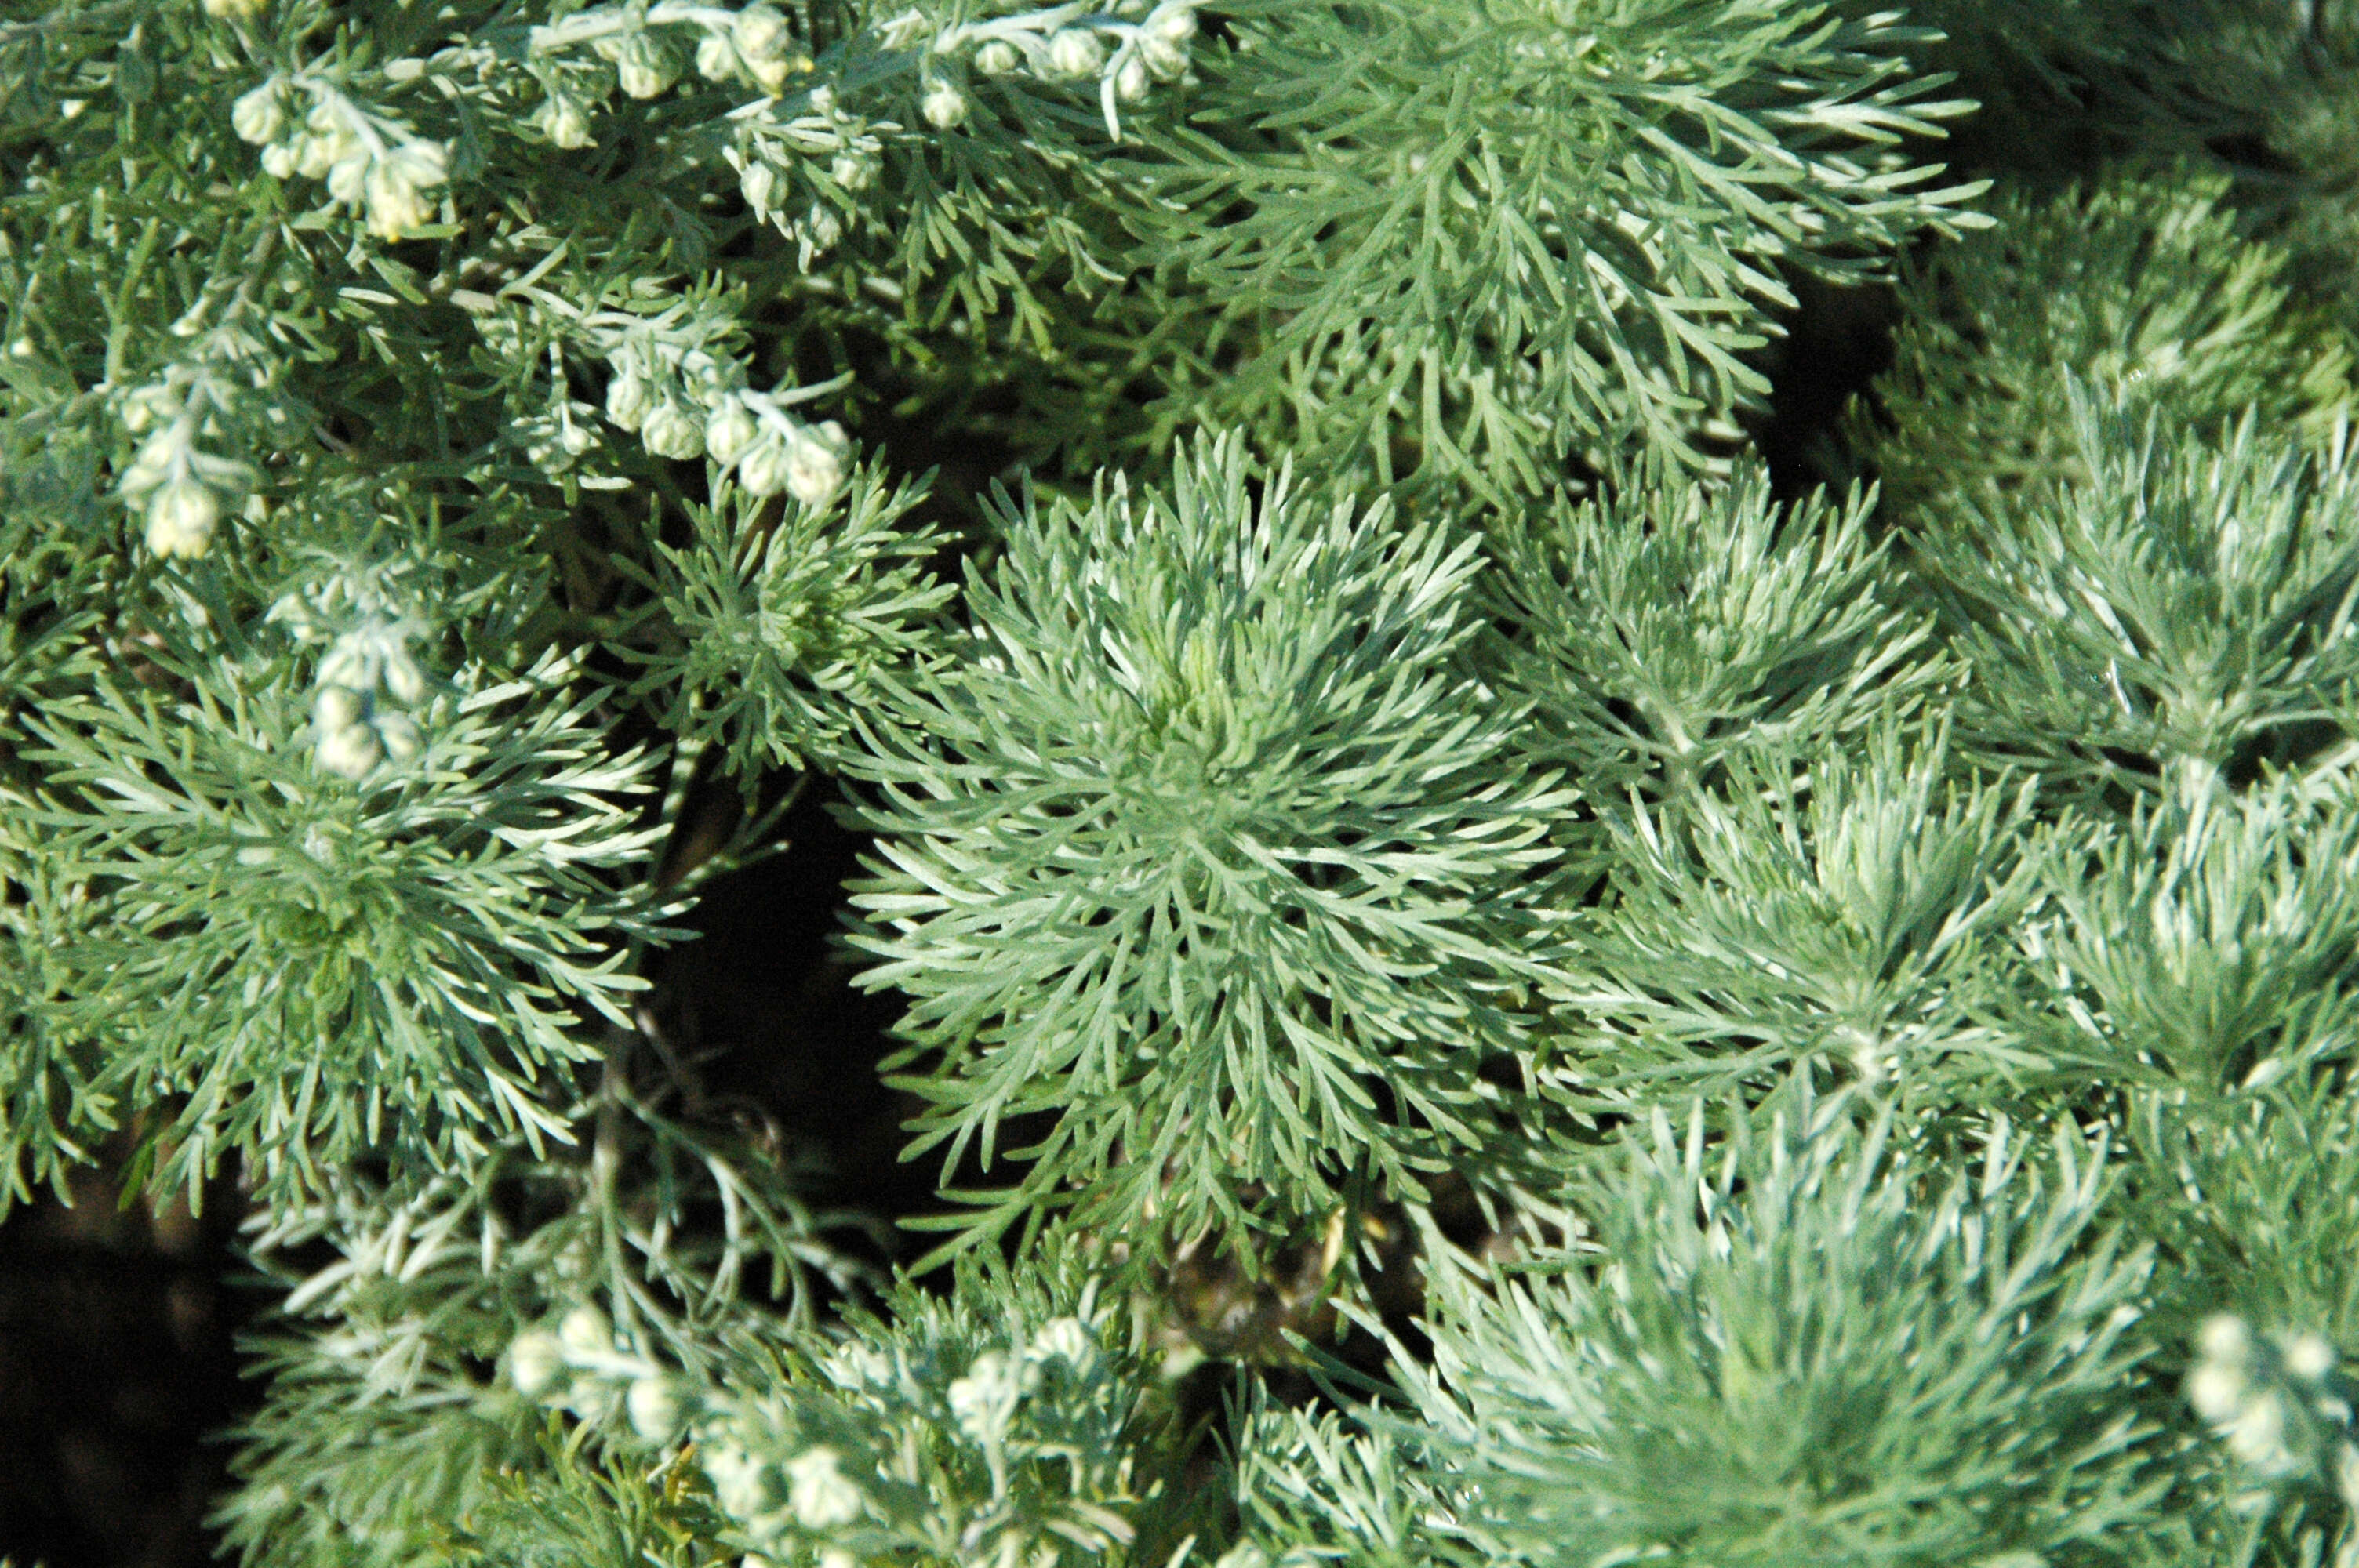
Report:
973,39,1020,75
315,721,384,781
736,434,790,497
615,34,679,100
376,713,421,764
605,371,652,430
1147,5,1198,43
783,1446,861,1528
2200,1315,2252,1365
920,81,967,129
740,160,777,216
1046,28,1105,78
558,1304,612,1357
2286,1333,2337,1382
231,81,285,144
731,5,790,64
509,1330,566,1397
831,151,877,191
696,31,737,82
626,1375,682,1440
540,94,594,149
313,683,367,733
784,419,848,506
705,398,761,465
326,152,369,205
641,398,707,460
145,478,220,558
1140,33,1188,78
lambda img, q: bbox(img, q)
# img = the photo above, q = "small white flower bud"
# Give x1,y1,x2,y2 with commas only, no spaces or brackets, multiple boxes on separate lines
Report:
260,142,297,178
1028,1316,1096,1370
920,80,967,129
1147,5,1198,43
315,721,384,781
296,129,355,180
801,202,843,254
382,648,427,706
1114,53,1150,102
696,31,738,81
540,93,594,149
558,1304,612,1358
365,142,447,240
316,639,379,692
2286,1333,2337,1382
947,1350,1025,1445
641,398,707,460
146,478,220,558
744,52,794,93
830,151,877,191
1046,28,1106,78
784,419,848,506
679,350,728,401
732,5,790,64
614,34,679,100
806,84,835,115
509,1330,565,1397
783,1446,862,1528
972,39,1020,75
740,160,777,216
202,0,265,20
626,1375,682,1440
120,383,173,434
325,152,369,205
703,1443,772,1517
2226,1388,2292,1472
123,429,183,495
375,713,421,763
736,434,791,496
314,683,367,733
231,81,285,145
1140,33,1188,79
2188,1361,2248,1423
2200,1315,2252,1366
605,371,652,430
705,397,761,464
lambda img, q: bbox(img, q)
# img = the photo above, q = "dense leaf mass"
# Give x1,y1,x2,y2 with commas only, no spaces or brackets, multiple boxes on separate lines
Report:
6,0,2359,1566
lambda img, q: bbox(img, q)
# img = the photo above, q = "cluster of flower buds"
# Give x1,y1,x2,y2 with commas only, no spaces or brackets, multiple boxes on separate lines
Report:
312,682,420,780
597,320,852,505
311,619,426,781
116,363,260,559
2187,1314,2359,1507
527,1,812,114
509,1305,692,1443
944,0,1201,139
232,76,450,241
274,568,433,781
725,82,880,267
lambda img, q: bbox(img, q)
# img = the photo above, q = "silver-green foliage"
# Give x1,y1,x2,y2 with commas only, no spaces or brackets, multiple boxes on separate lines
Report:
1240,1091,2168,1568
1909,392,2359,804
846,434,1573,1260
1128,0,1988,489
1847,168,2354,532
1482,456,1947,817
1552,723,2043,1116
